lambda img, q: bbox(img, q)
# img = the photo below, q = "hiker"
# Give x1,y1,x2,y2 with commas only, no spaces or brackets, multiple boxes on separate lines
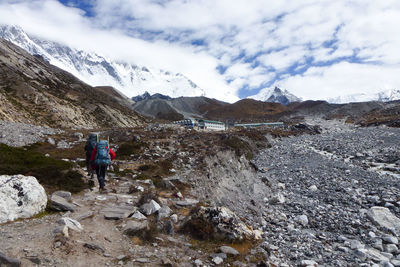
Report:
90,140,116,191
84,133,98,177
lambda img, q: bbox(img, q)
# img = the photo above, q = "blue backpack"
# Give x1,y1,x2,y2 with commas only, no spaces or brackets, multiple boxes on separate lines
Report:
95,140,111,166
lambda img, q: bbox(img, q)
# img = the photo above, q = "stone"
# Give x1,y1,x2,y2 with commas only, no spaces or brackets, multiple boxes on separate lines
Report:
176,199,199,206
382,261,395,267
308,185,318,192
269,193,285,204
170,214,178,224
123,220,149,237
140,200,161,215
57,217,83,232
350,240,364,250
53,191,72,201
367,207,400,235
157,206,172,220
212,256,223,265
0,251,21,267
383,235,399,245
300,259,318,266
75,211,94,221
84,243,105,253
295,215,309,227
0,175,47,223
136,258,150,263
50,194,75,212
101,206,134,220
46,137,55,145
54,225,69,237
391,259,400,267
57,140,70,149
194,259,203,266
372,239,384,251
220,246,240,255
130,211,147,220
385,244,398,254
363,248,389,262
183,206,261,241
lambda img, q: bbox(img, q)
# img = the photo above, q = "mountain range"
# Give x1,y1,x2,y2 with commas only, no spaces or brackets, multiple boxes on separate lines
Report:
328,89,400,104
0,38,143,128
0,25,205,99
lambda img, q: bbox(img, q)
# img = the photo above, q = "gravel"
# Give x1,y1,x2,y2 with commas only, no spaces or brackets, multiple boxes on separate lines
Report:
255,120,400,266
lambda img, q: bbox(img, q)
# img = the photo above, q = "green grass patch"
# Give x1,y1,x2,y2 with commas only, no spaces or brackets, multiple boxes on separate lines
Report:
0,144,88,193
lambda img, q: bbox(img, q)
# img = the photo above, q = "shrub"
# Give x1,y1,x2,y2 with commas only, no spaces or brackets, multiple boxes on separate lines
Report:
0,144,88,193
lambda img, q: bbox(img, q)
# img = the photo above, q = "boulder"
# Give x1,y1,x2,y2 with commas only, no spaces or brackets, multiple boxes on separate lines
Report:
49,194,75,212
123,220,150,237
130,211,147,220
140,200,161,216
182,206,262,242
0,175,47,224
367,207,400,235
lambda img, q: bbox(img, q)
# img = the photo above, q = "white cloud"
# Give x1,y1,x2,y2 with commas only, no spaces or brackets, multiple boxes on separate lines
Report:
0,0,400,101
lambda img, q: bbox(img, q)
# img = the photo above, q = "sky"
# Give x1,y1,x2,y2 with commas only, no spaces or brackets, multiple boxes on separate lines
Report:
0,0,400,102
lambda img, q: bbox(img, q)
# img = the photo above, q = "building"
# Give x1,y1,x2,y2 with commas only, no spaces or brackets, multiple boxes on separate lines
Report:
197,119,226,131
234,122,284,128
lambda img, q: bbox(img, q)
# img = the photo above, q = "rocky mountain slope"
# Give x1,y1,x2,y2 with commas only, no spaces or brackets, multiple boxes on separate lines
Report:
249,86,302,105
0,25,206,99
132,93,228,120
0,38,143,128
329,89,400,104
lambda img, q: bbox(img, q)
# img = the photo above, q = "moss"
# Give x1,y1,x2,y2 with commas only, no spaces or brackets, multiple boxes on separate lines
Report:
0,144,88,193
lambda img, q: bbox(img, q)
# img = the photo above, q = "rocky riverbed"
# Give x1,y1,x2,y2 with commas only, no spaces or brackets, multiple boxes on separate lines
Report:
255,119,400,266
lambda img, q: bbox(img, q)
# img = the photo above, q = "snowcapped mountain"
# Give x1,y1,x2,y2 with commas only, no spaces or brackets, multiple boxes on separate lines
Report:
248,86,301,105
328,89,400,104
0,25,205,98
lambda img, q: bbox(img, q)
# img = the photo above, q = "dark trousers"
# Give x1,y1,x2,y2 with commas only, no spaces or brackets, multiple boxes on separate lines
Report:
86,153,92,174
96,165,107,189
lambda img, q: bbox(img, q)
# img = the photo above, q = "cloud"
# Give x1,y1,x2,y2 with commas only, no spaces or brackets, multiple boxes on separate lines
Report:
1,0,400,101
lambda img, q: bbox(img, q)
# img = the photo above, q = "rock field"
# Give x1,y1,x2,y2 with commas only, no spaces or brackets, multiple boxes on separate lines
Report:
255,119,400,266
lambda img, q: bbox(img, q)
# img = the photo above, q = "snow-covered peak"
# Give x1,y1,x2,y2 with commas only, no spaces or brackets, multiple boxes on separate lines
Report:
248,86,301,105
0,24,206,98
328,89,400,104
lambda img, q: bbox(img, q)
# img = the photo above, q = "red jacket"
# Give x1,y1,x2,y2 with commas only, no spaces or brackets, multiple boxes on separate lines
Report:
90,146,116,168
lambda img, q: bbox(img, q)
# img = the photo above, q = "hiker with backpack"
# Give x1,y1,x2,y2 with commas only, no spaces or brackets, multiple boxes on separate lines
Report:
84,133,98,177
90,140,116,192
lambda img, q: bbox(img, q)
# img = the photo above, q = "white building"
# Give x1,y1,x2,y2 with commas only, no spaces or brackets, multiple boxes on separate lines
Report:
197,119,226,131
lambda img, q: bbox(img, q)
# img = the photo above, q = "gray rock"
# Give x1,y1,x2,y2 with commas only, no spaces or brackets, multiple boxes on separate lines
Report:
194,259,203,266
308,185,318,192
135,258,150,263
57,217,83,232
220,246,239,255
350,239,364,250
140,200,161,215
176,199,199,206
383,235,399,245
84,243,105,253
269,193,285,204
382,261,395,267
391,259,400,267
170,214,178,224
300,259,318,266
101,206,134,220
50,194,75,212
212,256,223,265
372,239,384,251
295,215,309,227
0,251,21,267
385,244,398,254
46,137,55,145
130,211,147,220
56,140,70,149
157,206,172,220
123,220,149,236
53,191,72,201
74,211,94,221
367,207,400,235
